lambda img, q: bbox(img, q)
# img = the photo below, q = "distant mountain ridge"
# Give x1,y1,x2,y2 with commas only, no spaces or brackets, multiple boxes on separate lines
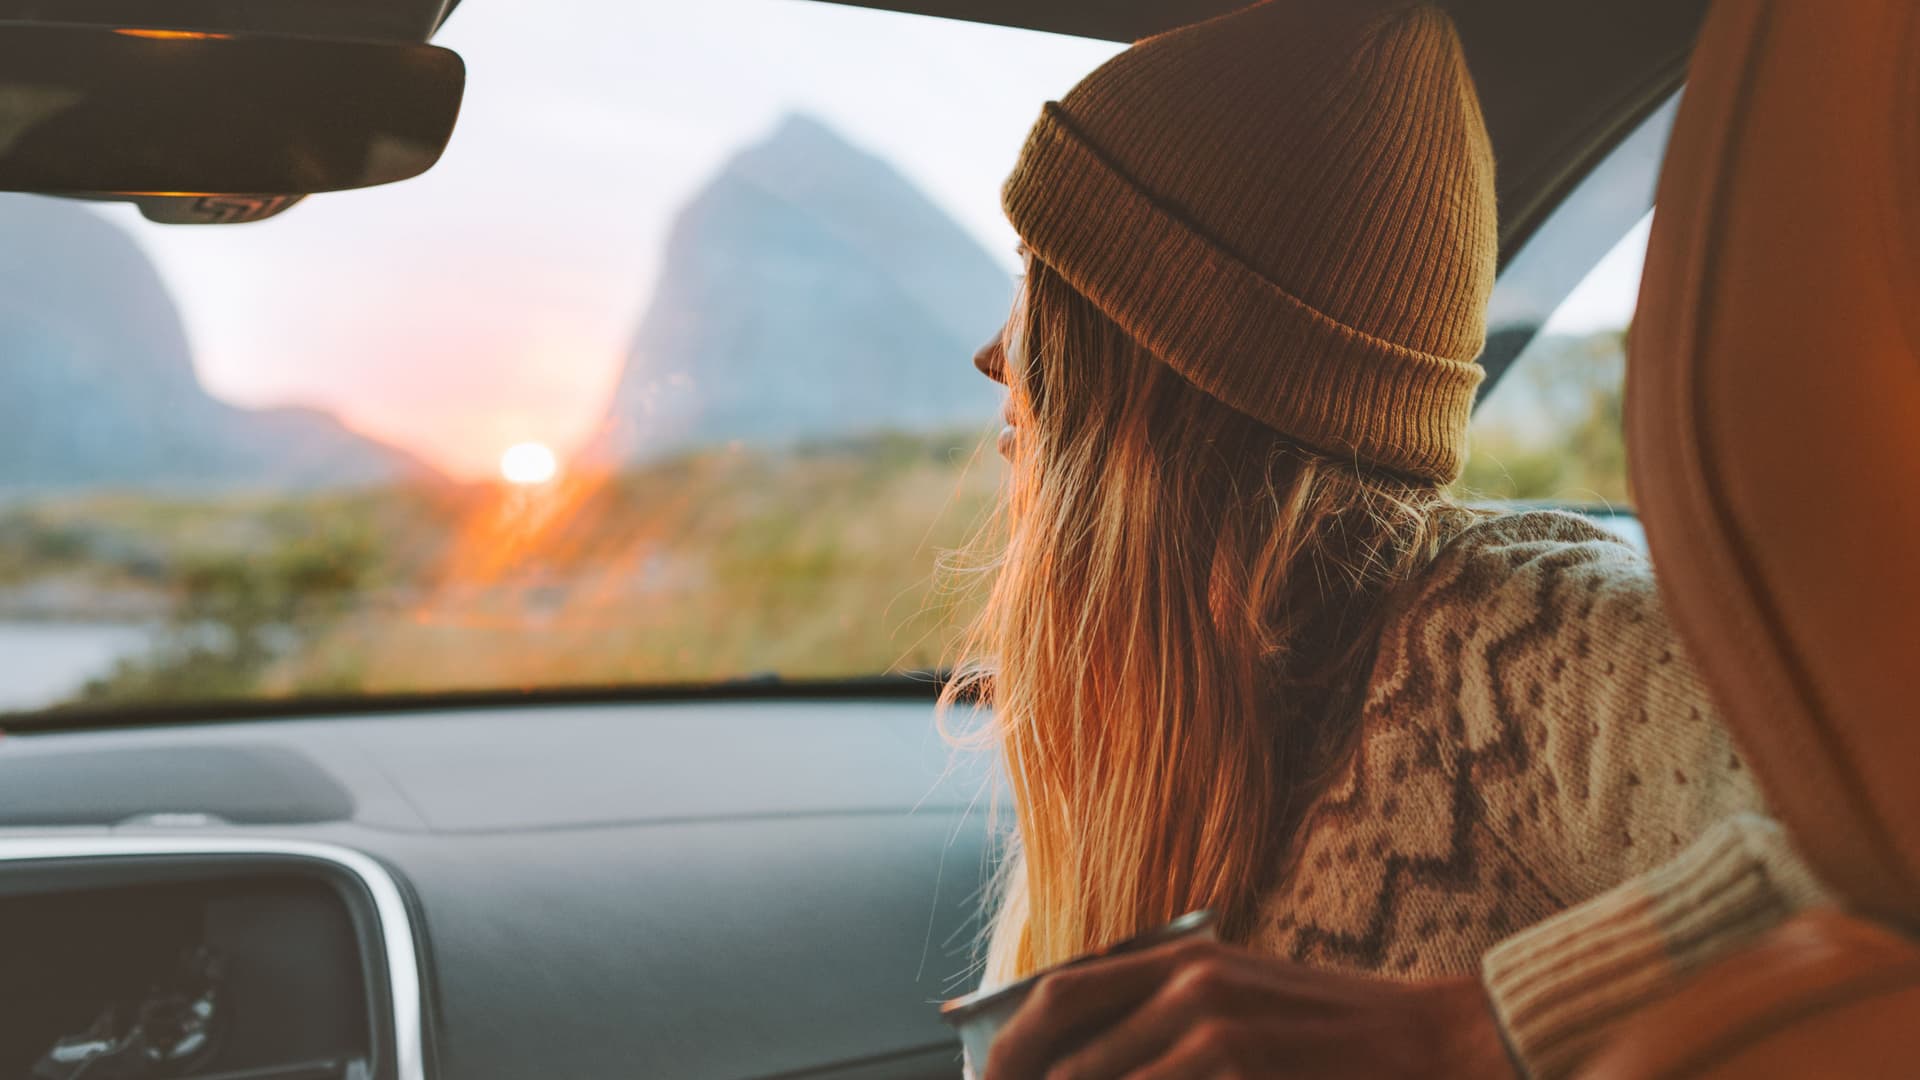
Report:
0,194,431,496
591,113,1011,462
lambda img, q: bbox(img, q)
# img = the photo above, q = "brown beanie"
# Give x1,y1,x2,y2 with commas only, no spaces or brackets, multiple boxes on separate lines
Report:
1004,0,1496,483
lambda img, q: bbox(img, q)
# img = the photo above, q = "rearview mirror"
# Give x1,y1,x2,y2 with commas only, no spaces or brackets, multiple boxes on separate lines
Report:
0,23,464,196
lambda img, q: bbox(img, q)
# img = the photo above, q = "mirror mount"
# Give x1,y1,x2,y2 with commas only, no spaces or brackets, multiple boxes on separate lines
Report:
65,192,309,225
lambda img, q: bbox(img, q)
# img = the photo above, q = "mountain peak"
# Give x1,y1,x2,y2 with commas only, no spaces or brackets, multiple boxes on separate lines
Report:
591,117,1013,462
722,111,904,205
761,111,849,152
0,194,432,494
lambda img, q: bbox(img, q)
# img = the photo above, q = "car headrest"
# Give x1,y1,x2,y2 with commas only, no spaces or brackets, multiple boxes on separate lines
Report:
1627,0,1920,923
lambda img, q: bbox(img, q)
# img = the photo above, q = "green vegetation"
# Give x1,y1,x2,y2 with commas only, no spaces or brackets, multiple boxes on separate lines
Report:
80,527,375,701
1454,330,1631,508
3,429,1004,712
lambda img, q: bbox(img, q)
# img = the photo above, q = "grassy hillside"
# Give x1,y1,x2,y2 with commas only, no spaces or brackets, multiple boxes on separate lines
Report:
3,429,1004,710
287,430,1006,694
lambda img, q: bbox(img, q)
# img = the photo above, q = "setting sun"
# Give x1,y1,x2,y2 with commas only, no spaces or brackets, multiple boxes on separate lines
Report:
500,442,560,485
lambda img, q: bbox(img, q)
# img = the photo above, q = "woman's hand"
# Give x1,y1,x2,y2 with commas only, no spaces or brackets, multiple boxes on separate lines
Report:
984,939,1519,1080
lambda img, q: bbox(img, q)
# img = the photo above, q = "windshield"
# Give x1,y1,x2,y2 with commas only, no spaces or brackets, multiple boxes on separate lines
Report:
0,1,1124,718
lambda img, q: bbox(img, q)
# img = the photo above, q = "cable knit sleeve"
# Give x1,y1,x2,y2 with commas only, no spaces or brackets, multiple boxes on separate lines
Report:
1451,512,1830,1078
1482,814,1830,1078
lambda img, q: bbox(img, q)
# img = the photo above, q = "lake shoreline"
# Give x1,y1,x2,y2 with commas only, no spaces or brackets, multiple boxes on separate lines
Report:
0,621,155,714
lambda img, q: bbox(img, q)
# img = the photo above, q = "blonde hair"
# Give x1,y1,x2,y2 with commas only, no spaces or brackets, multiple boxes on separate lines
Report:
942,258,1476,980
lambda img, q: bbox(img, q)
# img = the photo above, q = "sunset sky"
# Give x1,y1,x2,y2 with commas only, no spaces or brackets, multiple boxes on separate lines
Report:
88,0,1643,481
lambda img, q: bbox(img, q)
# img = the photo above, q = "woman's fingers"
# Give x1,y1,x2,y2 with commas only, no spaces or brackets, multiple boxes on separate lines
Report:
1127,1022,1239,1080
985,942,1512,1080
987,941,1214,1080
1045,952,1249,1078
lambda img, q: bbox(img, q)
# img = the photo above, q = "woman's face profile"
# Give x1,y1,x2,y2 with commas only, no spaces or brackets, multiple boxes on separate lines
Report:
974,329,1018,461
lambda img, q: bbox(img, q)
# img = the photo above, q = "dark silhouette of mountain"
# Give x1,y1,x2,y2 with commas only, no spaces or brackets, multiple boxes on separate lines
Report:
0,194,433,496
591,114,1012,462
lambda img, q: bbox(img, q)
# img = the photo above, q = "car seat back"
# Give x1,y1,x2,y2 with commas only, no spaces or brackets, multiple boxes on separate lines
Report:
1589,0,1920,1074
1624,0,1920,927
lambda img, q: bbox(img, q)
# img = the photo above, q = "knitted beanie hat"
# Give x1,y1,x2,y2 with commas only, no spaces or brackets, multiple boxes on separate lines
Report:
1004,0,1497,483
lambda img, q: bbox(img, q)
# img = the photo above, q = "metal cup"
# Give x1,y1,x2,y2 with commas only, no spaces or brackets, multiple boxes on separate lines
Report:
938,910,1218,1080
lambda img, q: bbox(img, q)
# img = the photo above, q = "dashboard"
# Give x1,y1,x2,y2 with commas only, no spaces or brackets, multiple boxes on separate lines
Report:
0,700,994,1079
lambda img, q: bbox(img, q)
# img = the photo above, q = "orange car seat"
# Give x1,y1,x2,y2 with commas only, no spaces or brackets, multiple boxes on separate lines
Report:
1585,0,1920,1075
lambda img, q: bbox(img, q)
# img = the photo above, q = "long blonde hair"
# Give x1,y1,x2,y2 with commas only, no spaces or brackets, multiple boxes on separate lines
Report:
942,258,1476,980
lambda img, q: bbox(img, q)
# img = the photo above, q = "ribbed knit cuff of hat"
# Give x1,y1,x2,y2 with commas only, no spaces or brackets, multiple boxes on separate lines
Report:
1003,105,1483,484
1480,815,1832,1079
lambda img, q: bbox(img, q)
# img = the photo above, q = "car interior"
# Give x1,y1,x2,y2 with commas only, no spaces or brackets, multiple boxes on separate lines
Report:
0,0,1913,1077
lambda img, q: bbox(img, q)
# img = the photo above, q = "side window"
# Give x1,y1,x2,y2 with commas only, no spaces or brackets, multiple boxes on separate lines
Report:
1457,215,1650,510
1453,93,1675,542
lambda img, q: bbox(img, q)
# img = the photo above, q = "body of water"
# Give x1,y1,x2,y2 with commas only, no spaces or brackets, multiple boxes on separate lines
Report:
0,622,152,714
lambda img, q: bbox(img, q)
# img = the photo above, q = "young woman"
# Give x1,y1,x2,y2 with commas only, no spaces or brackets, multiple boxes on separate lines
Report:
943,1,1827,1076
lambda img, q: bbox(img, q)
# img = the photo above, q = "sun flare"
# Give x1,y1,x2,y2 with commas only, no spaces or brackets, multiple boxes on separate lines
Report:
499,442,560,486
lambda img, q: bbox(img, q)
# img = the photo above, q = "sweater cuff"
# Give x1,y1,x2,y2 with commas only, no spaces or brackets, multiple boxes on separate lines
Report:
1480,815,1829,1079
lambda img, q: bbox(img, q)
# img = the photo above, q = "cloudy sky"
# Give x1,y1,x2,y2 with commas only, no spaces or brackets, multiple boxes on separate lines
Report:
89,0,1642,480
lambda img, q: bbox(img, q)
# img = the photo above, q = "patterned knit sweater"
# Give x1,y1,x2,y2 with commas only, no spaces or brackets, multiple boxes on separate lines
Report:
1247,510,1828,1076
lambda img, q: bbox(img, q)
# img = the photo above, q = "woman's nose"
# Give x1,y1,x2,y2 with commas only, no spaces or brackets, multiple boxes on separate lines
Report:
973,335,1008,385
